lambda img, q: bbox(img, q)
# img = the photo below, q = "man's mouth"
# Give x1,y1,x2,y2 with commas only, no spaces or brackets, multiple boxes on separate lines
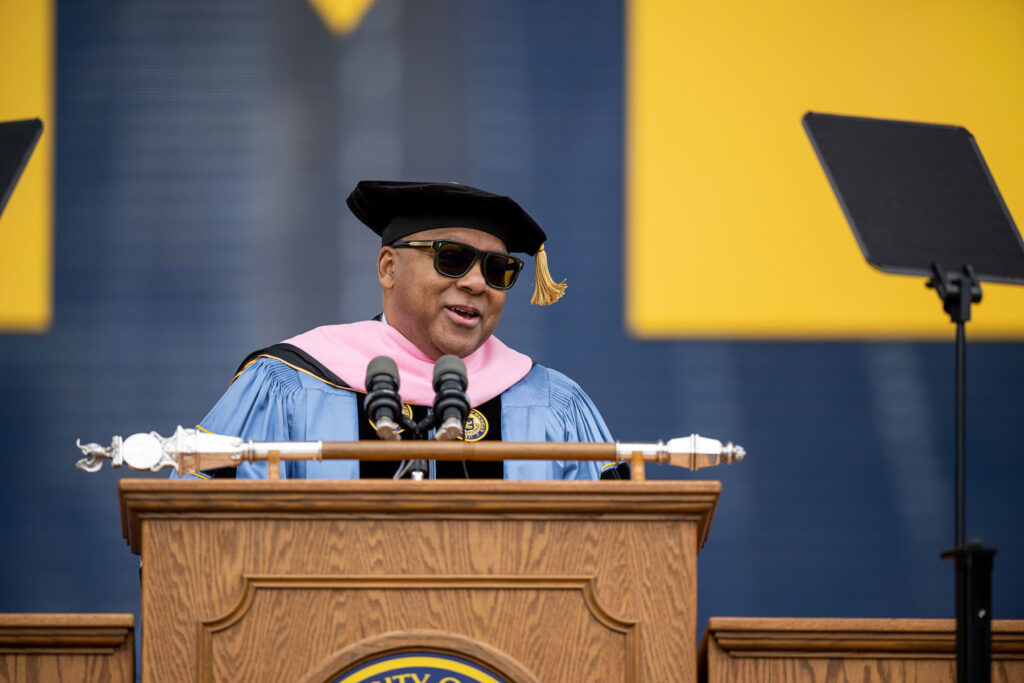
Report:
445,305,480,322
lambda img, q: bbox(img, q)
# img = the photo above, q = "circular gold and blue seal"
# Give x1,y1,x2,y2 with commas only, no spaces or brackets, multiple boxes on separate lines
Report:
462,408,488,442
331,651,508,683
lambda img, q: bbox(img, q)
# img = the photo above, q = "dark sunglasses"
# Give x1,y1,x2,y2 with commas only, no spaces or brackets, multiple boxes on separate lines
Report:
390,239,524,290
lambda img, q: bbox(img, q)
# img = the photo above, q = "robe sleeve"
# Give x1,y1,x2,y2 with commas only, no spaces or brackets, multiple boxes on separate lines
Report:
501,365,615,481
173,357,362,479
546,367,614,481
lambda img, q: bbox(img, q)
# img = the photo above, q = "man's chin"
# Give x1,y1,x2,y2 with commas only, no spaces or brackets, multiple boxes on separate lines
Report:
433,332,486,359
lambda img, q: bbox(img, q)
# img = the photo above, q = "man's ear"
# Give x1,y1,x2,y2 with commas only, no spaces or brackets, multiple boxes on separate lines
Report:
378,247,396,289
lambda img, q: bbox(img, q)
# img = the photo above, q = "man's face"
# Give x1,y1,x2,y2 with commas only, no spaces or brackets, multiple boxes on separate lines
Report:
379,226,508,359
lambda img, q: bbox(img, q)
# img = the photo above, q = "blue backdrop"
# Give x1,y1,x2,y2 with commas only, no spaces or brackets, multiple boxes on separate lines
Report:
1,0,1022,657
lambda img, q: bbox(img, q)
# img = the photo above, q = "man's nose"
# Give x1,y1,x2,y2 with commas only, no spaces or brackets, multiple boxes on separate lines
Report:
457,259,488,293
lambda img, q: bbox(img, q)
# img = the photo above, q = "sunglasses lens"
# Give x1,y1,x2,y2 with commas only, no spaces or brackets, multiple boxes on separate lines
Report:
431,241,522,289
483,254,522,289
434,242,477,278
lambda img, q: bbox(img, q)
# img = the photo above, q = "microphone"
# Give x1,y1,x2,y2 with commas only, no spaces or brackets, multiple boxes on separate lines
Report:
364,356,402,440
432,355,470,441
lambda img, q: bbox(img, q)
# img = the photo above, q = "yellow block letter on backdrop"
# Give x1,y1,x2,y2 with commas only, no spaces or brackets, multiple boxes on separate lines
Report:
0,0,53,332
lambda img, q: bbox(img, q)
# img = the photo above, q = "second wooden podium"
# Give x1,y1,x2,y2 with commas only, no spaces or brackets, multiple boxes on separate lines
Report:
121,479,719,682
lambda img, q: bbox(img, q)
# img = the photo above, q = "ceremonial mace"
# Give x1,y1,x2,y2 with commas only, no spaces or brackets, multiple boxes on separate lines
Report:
76,426,744,481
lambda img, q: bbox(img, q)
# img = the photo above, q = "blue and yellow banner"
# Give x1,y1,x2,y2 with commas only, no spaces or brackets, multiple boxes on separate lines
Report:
628,0,1024,338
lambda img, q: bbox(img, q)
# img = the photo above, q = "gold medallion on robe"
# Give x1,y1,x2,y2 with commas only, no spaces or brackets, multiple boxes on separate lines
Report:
462,408,488,442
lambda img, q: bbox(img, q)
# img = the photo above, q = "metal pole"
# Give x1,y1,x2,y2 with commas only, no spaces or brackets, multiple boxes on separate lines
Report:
955,318,966,548
940,267,994,683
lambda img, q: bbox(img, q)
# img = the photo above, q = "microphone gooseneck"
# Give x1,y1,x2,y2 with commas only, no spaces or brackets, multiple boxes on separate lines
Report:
364,356,402,441
432,355,470,441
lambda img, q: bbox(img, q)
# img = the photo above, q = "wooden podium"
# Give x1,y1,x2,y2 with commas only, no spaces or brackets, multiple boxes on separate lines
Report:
0,613,134,682
698,617,1024,683
121,479,719,682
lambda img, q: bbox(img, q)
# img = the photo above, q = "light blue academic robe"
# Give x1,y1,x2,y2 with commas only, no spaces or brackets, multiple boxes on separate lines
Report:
192,357,613,480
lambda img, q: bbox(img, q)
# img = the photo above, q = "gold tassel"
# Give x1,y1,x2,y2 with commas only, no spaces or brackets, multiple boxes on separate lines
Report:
530,243,567,305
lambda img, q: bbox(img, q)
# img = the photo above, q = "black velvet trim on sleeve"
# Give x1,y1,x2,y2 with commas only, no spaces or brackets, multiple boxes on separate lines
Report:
199,467,237,479
600,462,632,480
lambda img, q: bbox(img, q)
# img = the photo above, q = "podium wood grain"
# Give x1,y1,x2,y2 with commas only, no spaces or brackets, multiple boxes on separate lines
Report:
122,479,719,682
698,617,1024,683
0,613,134,682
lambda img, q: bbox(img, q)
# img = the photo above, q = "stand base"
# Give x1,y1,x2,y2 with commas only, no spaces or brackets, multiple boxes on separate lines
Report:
942,541,996,683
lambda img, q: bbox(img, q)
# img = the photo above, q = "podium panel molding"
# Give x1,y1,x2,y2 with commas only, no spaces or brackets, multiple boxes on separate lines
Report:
197,575,639,683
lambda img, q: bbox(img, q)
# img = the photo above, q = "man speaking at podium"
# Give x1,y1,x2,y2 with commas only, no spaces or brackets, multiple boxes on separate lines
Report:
188,181,618,480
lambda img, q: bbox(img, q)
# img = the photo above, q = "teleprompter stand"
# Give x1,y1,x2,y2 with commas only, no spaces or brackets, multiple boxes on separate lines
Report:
804,112,1024,683
928,263,996,683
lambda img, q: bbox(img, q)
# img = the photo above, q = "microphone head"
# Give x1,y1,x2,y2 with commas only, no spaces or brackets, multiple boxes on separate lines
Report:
366,356,400,388
433,354,467,390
